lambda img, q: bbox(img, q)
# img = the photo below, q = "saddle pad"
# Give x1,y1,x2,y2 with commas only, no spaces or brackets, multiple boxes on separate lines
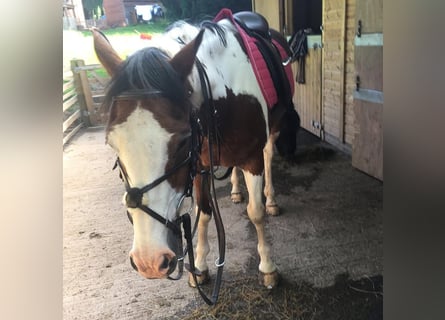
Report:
213,9,294,109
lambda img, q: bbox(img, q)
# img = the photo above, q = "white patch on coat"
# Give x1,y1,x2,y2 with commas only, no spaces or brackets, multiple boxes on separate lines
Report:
107,104,182,252
146,20,269,135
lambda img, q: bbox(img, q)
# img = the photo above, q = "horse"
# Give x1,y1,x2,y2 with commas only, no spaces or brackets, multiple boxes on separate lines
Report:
92,9,300,302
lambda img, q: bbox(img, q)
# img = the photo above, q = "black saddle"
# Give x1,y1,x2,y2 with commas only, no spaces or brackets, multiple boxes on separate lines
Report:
233,11,270,40
233,11,292,106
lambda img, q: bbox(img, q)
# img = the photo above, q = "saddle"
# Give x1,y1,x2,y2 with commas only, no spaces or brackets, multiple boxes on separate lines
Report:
214,9,294,109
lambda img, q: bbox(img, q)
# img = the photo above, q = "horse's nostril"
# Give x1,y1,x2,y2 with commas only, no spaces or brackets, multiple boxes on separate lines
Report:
129,256,138,271
167,256,177,275
160,255,170,270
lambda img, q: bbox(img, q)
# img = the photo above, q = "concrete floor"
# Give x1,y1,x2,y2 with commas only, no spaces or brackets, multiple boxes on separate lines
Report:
63,127,382,319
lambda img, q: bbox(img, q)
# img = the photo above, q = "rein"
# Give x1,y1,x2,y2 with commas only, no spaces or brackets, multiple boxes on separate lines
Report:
111,54,227,305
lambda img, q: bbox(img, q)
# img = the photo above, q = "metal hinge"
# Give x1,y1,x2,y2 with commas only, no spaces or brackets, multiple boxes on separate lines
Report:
357,20,362,37
311,120,322,130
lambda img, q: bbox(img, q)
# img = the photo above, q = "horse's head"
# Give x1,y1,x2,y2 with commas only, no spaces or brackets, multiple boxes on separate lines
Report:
92,28,204,279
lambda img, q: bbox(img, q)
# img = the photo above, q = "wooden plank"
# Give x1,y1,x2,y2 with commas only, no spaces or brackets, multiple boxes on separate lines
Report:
63,79,75,92
63,95,78,112
338,0,347,142
352,0,383,180
63,88,76,102
63,123,83,145
292,46,322,137
355,46,383,91
356,0,382,33
352,100,383,180
63,109,81,133
73,64,102,72
71,59,93,126
252,0,281,31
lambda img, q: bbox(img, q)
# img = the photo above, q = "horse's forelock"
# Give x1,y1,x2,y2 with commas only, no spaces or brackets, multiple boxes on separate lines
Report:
102,47,187,112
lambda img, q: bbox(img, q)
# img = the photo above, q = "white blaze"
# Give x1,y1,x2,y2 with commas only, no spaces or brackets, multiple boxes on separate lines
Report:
108,105,181,252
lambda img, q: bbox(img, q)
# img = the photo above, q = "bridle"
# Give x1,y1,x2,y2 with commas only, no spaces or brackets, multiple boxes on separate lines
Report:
110,57,226,305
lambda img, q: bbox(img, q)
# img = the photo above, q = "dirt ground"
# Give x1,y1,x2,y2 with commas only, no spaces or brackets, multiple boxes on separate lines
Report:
63,127,382,319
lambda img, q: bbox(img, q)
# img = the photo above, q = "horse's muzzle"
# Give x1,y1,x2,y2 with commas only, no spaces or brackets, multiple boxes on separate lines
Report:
129,252,178,278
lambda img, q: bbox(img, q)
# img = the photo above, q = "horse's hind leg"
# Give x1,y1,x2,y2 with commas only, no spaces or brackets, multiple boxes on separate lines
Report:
242,169,279,289
230,167,244,203
263,132,280,216
188,173,211,287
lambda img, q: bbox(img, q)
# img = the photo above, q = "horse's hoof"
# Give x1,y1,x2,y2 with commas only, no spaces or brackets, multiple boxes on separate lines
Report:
188,269,210,288
231,192,244,203
259,270,279,289
266,204,280,216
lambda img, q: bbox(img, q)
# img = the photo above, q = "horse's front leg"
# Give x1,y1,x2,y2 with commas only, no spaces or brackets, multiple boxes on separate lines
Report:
263,132,280,216
242,170,279,289
230,167,244,203
188,173,211,287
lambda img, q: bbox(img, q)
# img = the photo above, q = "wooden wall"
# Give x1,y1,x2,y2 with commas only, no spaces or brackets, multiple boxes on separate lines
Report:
292,47,322,137
252,0,282,31
252,0,359,153
322,0,345,143
322,0,356,151
344,0,357,146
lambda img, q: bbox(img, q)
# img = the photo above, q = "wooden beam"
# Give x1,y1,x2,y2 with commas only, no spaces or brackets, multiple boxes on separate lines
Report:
71,59,91,127
63,123,83,146
338,0,347,143
63,110,81,133
63,94,78,112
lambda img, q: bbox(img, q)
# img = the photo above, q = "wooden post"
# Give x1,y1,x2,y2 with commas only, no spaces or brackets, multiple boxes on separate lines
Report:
338,0,347,143
71,59,92,127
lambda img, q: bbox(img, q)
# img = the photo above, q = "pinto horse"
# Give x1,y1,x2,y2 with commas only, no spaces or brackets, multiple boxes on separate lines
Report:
93,10,299,302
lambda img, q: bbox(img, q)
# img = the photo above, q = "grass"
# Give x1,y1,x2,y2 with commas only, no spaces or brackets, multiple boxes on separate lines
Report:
63,21,173,72
79,21,172,37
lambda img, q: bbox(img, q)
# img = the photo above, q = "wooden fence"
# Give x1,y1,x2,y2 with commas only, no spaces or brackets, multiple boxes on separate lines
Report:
63,59,110,145
63,69,82,145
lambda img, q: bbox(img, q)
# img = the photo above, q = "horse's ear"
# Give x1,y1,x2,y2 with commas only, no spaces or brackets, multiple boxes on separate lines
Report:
91,27,123,77
170,29,205,80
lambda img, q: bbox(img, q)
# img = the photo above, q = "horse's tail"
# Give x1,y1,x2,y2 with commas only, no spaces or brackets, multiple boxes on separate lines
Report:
275,101,301,160
268,30,300,159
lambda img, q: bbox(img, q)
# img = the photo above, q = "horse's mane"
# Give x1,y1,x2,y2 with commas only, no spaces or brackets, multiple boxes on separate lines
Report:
103,19,229,113
103,47,187,110
200,21,227,47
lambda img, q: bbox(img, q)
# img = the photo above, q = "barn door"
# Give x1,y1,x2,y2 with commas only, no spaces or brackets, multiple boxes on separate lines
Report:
352,0,383,180
293,37,322,137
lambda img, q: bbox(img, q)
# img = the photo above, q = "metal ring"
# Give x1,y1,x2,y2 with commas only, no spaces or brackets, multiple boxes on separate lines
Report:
177,194,194,216
215,257,225,268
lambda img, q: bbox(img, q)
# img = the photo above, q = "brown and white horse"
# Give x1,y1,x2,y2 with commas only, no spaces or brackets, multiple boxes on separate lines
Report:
93,13,299,295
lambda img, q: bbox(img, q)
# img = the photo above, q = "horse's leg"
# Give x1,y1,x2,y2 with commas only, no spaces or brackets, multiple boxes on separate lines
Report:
263,132,280,216
188,173,211,287
230,167,244,203
242,169,279,289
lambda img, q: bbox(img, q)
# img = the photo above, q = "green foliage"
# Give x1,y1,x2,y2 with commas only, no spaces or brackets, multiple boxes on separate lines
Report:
83,0,103,19
82,0,103,11
162,0,252,21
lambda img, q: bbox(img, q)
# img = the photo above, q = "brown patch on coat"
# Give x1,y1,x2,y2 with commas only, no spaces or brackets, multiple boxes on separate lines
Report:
199,88,267,175
106,95,192,192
